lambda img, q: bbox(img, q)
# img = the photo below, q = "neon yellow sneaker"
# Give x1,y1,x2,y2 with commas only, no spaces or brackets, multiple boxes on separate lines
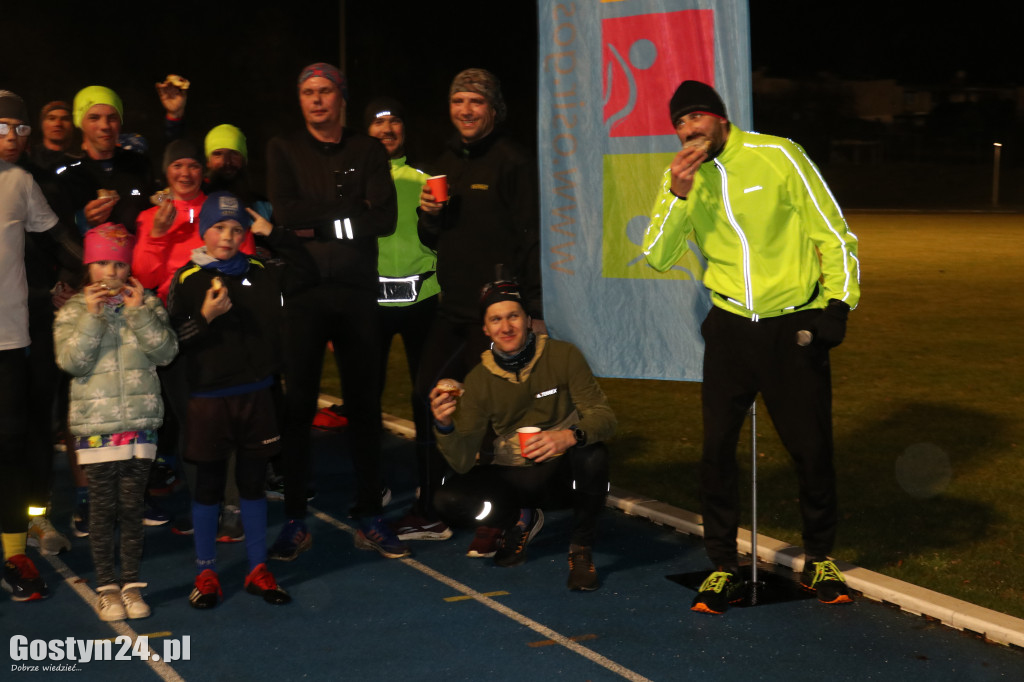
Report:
691,570,744,614
800,559,854,604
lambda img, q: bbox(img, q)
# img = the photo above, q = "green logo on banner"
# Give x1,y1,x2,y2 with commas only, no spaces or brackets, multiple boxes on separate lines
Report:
602,153,707,281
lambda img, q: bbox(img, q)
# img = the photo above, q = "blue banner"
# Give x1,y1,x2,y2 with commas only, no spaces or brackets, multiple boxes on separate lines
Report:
536,0,751,380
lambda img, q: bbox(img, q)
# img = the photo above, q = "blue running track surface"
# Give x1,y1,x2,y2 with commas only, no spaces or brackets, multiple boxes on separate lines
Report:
6,428,1023,681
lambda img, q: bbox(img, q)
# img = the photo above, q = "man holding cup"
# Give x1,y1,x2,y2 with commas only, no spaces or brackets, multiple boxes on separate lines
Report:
417,68,541,341
415,69,542,550
429,281,615,591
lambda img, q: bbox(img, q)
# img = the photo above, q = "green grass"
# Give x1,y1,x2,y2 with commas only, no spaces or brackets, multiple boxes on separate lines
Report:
326,212,1024,618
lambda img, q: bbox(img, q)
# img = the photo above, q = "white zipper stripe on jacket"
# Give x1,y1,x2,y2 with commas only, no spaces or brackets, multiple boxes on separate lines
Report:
714,158,756,319
747,140,861,306
803,155,862,305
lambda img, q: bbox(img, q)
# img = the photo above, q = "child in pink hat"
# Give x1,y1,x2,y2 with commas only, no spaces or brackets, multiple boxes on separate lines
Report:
54,223,178,621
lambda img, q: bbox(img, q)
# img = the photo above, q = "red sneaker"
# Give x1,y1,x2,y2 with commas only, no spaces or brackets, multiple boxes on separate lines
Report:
245,563,291,605
2,554,49,602
466,526,503,558
188,569,222,609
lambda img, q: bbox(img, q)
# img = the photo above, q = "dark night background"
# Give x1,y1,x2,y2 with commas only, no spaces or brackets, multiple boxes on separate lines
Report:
4,1,1023,207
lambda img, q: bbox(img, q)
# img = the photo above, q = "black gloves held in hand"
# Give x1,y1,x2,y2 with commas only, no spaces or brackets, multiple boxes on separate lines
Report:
812,299,851,349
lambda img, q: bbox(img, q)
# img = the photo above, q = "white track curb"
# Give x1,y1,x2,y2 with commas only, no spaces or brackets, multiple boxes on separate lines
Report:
323,397,1024,649
606,487,1024,649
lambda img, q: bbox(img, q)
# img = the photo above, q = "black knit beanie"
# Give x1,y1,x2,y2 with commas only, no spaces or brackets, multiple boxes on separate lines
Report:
669,80,727,125
364,97,406,128
479,280,524,322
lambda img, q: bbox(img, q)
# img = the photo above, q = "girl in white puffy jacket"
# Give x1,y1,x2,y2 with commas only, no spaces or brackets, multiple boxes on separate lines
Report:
54,224,177,621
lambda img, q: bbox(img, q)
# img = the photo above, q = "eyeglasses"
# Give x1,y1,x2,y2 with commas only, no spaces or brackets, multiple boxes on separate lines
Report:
0,123,31,137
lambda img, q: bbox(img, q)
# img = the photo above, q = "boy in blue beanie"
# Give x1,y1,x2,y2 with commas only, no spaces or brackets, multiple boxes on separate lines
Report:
167,191,314,609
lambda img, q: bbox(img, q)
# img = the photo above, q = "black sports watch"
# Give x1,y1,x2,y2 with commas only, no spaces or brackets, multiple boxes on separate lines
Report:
572,427,587,447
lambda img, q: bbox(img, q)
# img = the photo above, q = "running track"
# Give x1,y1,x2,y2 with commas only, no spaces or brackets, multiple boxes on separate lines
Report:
6,409,1023,681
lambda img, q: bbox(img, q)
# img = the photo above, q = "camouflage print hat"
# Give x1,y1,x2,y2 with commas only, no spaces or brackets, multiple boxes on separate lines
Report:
449,68,507,122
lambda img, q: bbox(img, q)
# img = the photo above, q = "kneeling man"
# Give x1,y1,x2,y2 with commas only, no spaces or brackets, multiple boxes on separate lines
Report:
430,281,615,590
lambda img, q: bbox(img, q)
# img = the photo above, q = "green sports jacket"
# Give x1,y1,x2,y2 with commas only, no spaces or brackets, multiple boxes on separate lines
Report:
377,156,440,307
643,127,860,320
436,335,617,473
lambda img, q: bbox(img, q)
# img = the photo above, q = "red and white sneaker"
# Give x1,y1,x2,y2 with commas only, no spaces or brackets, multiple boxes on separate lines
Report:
392,513,453,541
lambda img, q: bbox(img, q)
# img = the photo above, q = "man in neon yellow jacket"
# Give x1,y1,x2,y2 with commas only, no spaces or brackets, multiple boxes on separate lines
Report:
643,80,860,615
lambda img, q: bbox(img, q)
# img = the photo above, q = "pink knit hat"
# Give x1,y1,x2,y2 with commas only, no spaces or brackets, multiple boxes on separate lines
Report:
83,223,135,265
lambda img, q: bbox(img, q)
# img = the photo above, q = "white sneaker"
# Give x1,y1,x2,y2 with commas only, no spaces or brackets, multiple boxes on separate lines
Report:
120,582,151,619
27,516,72,555
94,585,127,621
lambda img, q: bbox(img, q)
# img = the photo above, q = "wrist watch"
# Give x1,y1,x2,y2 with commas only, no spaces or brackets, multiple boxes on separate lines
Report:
572,427,587,447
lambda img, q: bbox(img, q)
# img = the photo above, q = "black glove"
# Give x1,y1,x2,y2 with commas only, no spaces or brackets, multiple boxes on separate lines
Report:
812,299,850,349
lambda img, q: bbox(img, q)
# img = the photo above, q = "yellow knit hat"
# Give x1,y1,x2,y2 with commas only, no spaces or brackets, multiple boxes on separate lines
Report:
204,124,248,162
72,86,123,128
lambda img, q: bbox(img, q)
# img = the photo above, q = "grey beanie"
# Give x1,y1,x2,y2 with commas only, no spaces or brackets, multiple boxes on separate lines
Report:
0,90,29,122
449,68,507,122
162,138,203,172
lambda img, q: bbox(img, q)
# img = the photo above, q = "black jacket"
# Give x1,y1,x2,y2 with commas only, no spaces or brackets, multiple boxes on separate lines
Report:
266,128,396,293
417,130,541,324
54,148,158,235
167,227,316,394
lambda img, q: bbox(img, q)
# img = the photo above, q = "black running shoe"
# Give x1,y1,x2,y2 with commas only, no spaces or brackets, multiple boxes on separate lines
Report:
354,516,411,559
268,520,312,561
494,509,544,567
147,460,181,496
216,505,245,543
800,559,854,604
567,545,599,591
691,570,744,615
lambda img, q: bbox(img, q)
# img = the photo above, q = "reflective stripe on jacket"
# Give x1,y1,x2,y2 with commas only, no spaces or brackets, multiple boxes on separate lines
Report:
643,127,860,320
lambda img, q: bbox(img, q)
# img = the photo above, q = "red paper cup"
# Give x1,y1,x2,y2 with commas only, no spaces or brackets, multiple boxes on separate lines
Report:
427,175,449,202
517,427,541,455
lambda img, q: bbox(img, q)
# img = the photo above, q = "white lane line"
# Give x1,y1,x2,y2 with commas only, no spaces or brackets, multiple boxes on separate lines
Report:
309,507,653,682
42,553,186,682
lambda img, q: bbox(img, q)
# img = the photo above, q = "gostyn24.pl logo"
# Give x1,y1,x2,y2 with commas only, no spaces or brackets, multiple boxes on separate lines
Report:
10,634,190,668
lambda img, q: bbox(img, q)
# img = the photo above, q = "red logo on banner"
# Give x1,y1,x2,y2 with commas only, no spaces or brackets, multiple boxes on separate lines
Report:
602,10,715,138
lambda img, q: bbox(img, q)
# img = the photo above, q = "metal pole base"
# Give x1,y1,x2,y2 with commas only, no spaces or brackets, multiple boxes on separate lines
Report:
667,564,813,608
736,564,812,607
